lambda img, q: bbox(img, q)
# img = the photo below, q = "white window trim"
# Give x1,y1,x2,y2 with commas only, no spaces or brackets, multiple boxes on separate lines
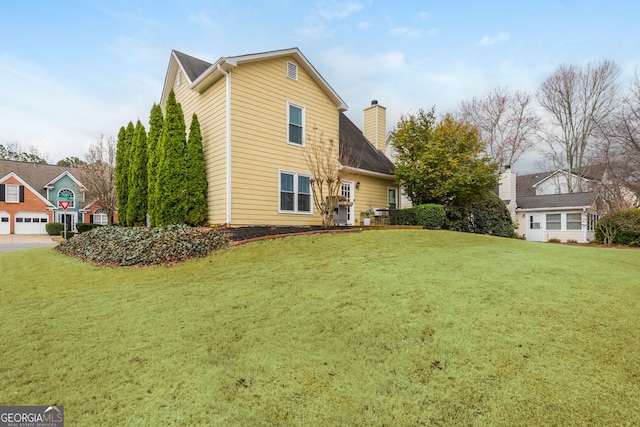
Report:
57,188,76,208
5,184,19,203
287,102,305,147
387,187,398,209
278,170,313,215
94,209,108,225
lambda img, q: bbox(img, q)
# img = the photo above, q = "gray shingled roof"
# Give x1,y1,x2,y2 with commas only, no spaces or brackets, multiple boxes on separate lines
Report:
0,159,84,205
173,50,212,82
517,192,596,209
339,113,395,176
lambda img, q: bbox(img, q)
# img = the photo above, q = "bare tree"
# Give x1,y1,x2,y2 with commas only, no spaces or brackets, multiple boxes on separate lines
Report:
459,87,541,169
537,60,621,192
305,127,359,227
78,135,117,225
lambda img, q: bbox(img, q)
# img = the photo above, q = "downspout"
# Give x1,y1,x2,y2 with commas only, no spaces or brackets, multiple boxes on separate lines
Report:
218,63,232,225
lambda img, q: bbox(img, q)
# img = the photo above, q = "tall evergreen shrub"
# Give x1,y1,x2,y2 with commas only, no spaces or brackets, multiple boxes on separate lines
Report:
155,90,187,226
184,114,208,226
147,103,163,226
126,120,148,226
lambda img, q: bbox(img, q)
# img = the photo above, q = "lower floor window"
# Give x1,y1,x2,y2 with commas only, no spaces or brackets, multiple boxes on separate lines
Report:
588,213,599,231
566,213,582,230
280,171,311,213
546,213,561,230
93,209,108,225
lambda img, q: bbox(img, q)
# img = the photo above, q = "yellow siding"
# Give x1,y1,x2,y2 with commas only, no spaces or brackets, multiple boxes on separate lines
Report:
228,56,339,225
351,174,397,225
170,70,228,225
166,53,395,227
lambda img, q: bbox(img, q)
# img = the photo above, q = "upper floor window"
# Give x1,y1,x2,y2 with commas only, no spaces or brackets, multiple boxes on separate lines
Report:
58,189,75,208
5,184,19,203
288,103,304,146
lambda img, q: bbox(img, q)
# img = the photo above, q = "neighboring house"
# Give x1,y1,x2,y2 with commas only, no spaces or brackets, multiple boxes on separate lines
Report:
0,160,89,234
498,165,635,243
162,48,397,226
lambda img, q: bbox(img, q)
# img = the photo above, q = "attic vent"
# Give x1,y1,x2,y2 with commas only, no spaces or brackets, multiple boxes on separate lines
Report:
178,70,184,85
287,61,298,80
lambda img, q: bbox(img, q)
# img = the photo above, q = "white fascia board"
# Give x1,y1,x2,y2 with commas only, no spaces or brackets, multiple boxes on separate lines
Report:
45,170,86,190
340,165,395,180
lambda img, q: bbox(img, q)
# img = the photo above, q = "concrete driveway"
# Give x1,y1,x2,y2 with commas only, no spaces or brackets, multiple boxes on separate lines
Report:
0,234,58,252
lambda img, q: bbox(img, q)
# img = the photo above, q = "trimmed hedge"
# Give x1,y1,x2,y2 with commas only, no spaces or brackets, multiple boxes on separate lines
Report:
390,204,446,229
56,224,229,266
595,208,640,246
413,204,446,229
60,231,75,239
45,222,64,236
76,222,103,233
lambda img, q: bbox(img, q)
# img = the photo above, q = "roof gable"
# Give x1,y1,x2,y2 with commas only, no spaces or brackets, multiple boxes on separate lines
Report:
0,160,83,199
0,172,55,207
161,48,348,112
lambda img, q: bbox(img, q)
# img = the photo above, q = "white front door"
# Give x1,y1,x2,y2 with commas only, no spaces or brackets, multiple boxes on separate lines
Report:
341,181,354,226
527,214,544,242
55,212,77,232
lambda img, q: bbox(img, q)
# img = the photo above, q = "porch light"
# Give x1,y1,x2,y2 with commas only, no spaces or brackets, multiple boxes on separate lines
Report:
356,181,360,190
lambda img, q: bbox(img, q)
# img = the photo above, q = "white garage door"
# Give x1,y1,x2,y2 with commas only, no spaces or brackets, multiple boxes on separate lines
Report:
15,212,49,234
0,211,9,234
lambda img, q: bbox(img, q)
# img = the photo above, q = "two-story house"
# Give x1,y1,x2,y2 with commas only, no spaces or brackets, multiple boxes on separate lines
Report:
0,160,87,234
162,48,397,226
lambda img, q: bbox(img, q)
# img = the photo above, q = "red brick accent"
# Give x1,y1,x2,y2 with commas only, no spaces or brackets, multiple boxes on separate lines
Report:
0,176,52,234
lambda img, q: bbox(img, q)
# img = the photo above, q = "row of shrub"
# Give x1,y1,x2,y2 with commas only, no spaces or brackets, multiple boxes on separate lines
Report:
45,222,104,236
55,224,229,266
595,208,640,246
389,204,446,229
389,193,516,238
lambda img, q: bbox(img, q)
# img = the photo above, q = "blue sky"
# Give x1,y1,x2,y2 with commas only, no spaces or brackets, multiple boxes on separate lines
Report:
1,0,639,171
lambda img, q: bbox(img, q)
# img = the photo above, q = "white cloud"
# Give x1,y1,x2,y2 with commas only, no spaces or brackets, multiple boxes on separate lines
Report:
479,32,510,45
188,11,212,26
418,12,430,21
357,21,372,29
389,27,422,39
315,1,363,19
296,23,334,39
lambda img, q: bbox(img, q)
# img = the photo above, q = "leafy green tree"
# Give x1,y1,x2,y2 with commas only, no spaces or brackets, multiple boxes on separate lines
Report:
446,191,515,237
126,120,148,226
115,123,134,226
147,103,163,226
184,114,208,226
155,90,187,226
56,156,85,167
1,143,49,164
394,109,498,210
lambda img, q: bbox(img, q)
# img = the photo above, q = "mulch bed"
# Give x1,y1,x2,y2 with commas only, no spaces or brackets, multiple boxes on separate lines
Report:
216,225,357,245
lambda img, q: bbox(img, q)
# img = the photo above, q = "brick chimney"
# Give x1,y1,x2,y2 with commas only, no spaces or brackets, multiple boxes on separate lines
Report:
363,100,386,152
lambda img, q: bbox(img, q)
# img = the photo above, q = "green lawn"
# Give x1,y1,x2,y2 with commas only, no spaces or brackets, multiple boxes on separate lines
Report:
1,230,639,426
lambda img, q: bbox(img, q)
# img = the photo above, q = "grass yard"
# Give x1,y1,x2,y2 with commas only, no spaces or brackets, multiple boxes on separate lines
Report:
1,230,639,426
